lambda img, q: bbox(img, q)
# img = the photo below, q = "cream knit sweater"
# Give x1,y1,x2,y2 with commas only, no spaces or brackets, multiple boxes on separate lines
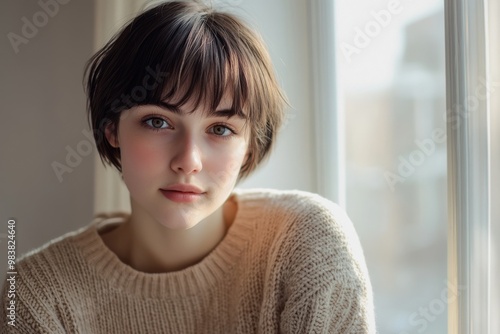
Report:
1,189,376,333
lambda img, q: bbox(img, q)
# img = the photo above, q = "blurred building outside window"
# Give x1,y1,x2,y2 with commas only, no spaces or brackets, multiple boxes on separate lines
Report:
336,1,447,332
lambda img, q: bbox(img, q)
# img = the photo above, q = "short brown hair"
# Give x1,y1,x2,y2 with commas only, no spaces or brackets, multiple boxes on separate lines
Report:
84,0,288,182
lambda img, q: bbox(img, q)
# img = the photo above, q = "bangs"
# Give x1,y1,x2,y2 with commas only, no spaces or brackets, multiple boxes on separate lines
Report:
119,9,250,120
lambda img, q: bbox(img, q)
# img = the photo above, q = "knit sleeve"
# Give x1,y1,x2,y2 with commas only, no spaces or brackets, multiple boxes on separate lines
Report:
278,194,376,333
1,260,67,333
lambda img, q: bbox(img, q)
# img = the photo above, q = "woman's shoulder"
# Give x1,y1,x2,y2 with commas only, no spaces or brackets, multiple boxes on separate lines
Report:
16,212,128,269
1,225,88,312
234,188,362,250
234,187,339,207
18,228,82,263
235,188,369,280
5,214,126,302
233,188,349,231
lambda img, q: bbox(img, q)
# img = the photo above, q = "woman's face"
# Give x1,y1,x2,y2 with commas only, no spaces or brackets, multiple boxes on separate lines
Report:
105,95,250,230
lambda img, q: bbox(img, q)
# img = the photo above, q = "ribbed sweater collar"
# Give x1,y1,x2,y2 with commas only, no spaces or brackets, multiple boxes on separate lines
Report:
71,189,261,299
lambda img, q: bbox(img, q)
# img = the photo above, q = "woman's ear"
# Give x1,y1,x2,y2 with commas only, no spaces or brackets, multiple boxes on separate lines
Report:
105,122,119,148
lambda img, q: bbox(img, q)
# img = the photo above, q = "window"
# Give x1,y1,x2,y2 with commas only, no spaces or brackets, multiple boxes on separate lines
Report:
336,1,447,332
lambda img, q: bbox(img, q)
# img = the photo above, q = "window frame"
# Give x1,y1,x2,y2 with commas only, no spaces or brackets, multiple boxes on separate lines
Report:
444,0,491,333
308,0,346,208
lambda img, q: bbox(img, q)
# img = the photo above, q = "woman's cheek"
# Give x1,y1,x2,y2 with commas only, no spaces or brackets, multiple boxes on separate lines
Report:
122,137,166,176
209,142,247,182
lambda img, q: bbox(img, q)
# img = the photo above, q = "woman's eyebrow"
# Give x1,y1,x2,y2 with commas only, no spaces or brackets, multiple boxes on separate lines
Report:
208,109,246,119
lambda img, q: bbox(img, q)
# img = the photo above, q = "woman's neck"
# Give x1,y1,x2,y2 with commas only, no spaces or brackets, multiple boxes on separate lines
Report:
100,197,238,273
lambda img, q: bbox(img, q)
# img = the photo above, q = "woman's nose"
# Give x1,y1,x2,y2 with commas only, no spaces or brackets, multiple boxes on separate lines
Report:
170,134,203,175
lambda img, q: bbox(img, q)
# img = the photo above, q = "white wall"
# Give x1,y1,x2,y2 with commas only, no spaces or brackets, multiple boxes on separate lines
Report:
0,0,96,282
229,0,316,192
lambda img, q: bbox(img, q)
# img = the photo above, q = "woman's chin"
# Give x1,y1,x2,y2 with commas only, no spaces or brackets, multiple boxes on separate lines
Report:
157,219,198,231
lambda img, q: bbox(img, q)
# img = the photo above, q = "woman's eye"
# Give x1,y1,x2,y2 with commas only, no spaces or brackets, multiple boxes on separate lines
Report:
210,125,233,137
144,117,169,130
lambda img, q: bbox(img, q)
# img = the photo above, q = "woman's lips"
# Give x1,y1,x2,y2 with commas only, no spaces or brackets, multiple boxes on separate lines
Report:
160,189,204,203
161,183,204,193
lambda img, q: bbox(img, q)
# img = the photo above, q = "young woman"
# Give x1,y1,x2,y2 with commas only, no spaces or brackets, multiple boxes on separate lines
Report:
1,1,375,333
